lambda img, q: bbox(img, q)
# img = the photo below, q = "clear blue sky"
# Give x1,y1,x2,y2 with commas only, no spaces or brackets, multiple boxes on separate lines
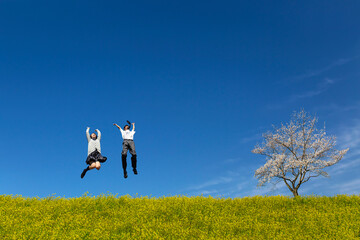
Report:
1,0,360,198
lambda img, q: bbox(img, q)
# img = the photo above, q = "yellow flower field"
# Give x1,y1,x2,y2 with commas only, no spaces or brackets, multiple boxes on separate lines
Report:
0,195,359,239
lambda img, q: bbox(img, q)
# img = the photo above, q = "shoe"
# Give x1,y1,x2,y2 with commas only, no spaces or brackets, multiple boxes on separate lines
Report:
124,172,128,178
81,169,87,179
133,169,138,175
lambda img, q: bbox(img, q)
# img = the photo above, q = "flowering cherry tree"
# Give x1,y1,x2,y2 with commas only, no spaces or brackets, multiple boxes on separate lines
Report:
252,110,349,197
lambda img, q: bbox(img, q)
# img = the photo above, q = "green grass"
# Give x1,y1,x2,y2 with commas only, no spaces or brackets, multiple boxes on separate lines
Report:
0,194,359,239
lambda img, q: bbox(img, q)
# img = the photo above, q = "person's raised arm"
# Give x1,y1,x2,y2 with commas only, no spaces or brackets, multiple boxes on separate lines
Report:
95,129,101,141
132,122,135,131
86,127,90,142
113,123,123,132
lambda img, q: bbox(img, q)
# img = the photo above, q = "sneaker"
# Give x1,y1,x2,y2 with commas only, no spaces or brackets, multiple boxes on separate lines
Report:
124,172,128,178
133,169,138,175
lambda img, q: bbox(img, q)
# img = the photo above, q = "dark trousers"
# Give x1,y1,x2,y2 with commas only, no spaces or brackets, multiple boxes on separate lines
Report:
122,139,137,172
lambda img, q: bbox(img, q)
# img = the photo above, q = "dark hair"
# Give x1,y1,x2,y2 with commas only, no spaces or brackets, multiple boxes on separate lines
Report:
124,125,130,130
91,133,97,139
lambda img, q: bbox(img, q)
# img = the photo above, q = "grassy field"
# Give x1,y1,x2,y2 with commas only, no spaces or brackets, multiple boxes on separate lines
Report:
0,194,359,239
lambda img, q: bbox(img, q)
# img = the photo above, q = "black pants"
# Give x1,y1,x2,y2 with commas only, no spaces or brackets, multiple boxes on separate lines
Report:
122,140,137,172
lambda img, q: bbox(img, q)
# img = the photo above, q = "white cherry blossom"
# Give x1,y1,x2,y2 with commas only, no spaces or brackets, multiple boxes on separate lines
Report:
252,110,349,197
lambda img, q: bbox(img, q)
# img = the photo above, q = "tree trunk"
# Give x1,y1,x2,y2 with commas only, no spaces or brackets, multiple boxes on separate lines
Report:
292,189,299,197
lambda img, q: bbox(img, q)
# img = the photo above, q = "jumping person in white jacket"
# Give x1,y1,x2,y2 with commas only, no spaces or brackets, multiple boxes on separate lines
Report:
81,127,107,178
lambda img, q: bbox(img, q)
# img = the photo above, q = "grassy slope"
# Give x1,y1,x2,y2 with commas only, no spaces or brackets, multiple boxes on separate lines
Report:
0,195,360,239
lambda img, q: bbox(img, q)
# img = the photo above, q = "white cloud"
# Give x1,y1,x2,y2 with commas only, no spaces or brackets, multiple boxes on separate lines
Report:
184,117,360,197
185,176,234,191
289,78,336,101
328,120,360,175
314,102,360,114
224,158,240,164
292,56,359,81
239,133,262,144
330,158,360,176
235,182,290,197
268,78,337,109
183,168,255,197
337,120,360,159
329,178,360,195
302,120,360,195
192,189,220,196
